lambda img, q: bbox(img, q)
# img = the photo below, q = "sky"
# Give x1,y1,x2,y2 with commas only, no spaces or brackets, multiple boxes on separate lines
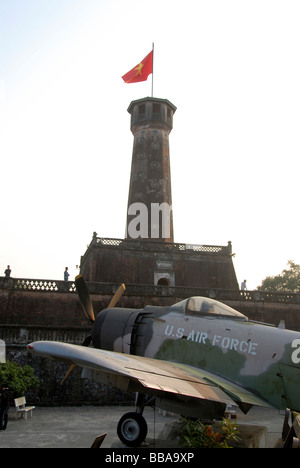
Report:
0,0,299,290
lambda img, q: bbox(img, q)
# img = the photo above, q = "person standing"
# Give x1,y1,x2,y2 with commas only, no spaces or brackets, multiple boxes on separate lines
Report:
4,266,11,278
64,267,70,282
0,384,11,432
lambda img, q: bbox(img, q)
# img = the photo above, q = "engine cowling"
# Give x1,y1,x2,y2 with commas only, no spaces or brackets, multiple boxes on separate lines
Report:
92,308,141,353
91,307,159,355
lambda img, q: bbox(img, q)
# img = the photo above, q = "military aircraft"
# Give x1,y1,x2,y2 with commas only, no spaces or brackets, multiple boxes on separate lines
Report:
27,275,300,446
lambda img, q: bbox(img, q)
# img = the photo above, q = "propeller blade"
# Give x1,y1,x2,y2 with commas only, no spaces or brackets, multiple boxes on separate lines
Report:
60,364,76,386
75,274,95,323
108,284,126,308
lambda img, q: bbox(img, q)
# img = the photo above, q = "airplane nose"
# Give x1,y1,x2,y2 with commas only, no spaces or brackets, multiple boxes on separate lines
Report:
92,308,140,353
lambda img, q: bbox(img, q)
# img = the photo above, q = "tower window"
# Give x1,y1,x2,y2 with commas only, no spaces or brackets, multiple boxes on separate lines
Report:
138,104,145,114
153,104,160,113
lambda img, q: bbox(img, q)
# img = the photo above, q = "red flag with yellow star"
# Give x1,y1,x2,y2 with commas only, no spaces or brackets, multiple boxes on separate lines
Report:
122,50,153,83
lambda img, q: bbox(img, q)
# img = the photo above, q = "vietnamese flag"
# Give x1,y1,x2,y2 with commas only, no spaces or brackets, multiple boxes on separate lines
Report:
122,50,153,84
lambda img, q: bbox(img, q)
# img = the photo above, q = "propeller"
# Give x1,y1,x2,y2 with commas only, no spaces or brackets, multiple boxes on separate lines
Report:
60,276,126,385
108,283,126,308
74,274,95,323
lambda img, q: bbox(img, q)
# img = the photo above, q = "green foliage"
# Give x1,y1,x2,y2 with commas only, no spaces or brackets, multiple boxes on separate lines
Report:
257,260,300,293
0,361,40,397
181,417,240,448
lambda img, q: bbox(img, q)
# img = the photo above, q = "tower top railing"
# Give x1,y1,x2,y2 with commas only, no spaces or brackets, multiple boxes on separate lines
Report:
87,235,233,256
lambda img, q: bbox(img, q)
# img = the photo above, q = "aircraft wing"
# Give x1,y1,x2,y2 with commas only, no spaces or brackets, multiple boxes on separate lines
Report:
28,341,271,411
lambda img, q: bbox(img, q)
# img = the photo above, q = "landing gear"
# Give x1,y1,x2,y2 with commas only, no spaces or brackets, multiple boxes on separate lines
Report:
117,394,153,447
117,412,148,447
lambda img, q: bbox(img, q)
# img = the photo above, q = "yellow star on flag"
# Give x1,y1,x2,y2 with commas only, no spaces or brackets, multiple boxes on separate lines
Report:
134,62,144,76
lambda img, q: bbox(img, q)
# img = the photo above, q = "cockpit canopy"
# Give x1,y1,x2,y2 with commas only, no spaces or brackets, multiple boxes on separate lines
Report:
171,297,247,320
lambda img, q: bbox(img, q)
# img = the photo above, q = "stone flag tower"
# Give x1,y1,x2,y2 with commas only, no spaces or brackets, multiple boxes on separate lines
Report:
79,96,238,290
126,97,176,243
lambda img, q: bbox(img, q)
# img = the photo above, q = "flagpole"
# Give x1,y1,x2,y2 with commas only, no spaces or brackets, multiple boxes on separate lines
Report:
151,42,154,97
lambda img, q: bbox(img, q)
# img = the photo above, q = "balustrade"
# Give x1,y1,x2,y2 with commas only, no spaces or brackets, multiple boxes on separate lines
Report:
0,276,299,304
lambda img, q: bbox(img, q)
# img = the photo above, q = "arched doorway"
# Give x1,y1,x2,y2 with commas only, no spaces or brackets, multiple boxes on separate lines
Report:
157,277,170,286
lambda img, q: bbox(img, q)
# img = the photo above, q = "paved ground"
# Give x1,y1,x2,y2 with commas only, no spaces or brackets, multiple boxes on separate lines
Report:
0,405,285,449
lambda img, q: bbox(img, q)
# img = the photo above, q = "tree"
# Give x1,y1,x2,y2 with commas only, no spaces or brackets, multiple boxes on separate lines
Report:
257,260,300,293
0,361,40,397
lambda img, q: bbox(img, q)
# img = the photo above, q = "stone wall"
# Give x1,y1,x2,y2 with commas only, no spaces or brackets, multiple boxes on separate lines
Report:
1,278,300,329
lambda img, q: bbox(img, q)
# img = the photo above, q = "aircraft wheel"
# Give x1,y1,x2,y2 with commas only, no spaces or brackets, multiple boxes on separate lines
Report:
117,412,148,447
